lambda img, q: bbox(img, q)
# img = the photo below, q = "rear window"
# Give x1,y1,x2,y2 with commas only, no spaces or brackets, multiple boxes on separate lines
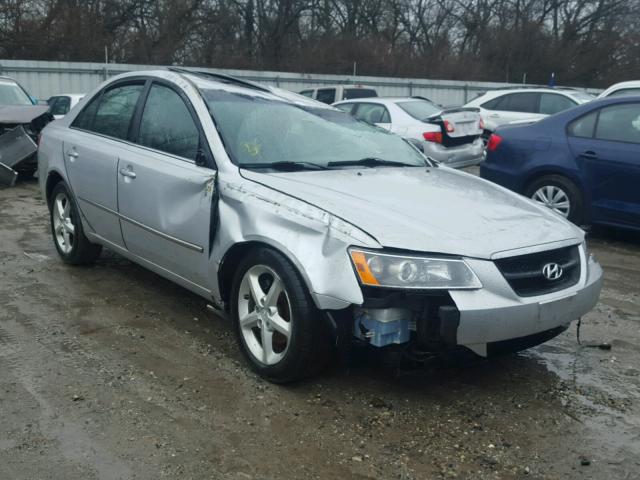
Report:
539,93,576,115
397,100,441,120
343,88,377,100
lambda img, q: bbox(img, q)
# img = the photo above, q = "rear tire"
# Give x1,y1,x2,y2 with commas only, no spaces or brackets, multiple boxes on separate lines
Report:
525,175,584,225
49,182,102,265
230,247,333,383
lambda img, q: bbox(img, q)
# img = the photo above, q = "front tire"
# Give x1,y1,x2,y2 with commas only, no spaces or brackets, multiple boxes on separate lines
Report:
230,247,332,383
525,175,584,225
50,182,102,264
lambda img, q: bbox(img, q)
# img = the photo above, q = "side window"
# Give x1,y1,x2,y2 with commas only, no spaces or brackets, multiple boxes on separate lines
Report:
299,90,313,98
71,94,101,131
90,83,144,140
138,83,200,161
354,103,391,124
316,88,336,104
481,96,503,110
607,88,640,98
568,111,598,138
595,104,640,144
539,93,576,115
335,103,355,114
50,96,71,116
502,93,538,113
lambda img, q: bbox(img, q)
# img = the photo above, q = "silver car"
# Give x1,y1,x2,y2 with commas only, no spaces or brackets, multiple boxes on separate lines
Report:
39,69,603,383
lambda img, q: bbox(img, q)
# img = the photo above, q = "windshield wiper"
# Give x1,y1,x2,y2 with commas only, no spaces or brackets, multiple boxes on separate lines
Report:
327,157,418,168
240,161,328,171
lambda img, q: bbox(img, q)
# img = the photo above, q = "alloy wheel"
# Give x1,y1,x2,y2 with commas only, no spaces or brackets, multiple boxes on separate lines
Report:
532,185,571,218
237,265,292,366
52,191,75,254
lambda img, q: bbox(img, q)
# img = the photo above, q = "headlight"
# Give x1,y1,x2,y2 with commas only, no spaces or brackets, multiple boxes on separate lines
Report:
349,249,482,289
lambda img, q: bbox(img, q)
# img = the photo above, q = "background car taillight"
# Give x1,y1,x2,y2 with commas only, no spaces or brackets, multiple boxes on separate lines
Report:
479,117,485,130
486,133,503,152
444,120,455,133
423,132,443,143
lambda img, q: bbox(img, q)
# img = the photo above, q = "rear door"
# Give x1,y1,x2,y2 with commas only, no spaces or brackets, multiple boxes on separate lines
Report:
117,81,216,292
64,81,146,248
482,92,542,127
568,102,640,226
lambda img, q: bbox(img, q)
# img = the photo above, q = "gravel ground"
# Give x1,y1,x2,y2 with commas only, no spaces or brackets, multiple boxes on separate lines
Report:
1,177,639,480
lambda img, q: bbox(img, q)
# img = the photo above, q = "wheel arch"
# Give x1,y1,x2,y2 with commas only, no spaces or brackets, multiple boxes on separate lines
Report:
521,167,585,196
217,239,319,311
45,169,66,209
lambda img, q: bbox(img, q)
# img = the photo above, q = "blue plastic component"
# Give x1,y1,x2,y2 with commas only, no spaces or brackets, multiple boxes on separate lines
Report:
355,312,410,347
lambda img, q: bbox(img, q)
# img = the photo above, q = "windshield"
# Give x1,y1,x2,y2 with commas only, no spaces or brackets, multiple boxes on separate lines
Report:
397,100,441,120
0,80,33,106
202,89,427,168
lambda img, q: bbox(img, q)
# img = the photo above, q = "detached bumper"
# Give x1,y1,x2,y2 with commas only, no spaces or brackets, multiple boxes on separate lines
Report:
423,138,484,169
449,248,603,357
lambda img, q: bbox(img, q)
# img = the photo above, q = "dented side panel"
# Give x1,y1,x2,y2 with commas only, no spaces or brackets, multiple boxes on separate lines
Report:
210,173,381,309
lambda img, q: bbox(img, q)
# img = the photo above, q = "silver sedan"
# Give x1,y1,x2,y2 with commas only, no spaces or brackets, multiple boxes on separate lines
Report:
39,69,603,382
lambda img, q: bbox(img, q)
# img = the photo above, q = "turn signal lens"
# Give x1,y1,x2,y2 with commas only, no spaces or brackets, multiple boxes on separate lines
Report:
350,250,380,286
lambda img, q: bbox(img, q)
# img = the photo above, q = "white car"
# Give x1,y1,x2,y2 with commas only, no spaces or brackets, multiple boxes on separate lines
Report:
47,93,85,119
299,85,377,104
334,97,484,168
598,81,640,98
465,88,594,134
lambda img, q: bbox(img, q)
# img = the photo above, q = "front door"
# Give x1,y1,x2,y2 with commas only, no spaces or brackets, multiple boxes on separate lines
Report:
117,82,216,292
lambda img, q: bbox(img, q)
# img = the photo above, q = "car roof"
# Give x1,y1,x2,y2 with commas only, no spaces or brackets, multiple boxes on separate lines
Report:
106,69,332,110
335,97,426,105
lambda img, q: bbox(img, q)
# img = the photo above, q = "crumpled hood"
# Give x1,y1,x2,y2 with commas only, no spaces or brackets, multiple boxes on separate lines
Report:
241,166,583,259
0,105,50,124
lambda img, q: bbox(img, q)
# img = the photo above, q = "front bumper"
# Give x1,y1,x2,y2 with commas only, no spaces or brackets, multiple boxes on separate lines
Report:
449,246,603,356
423,138,484,169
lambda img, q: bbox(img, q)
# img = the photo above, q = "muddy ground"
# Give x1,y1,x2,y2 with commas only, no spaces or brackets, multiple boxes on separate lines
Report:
1,178,639,480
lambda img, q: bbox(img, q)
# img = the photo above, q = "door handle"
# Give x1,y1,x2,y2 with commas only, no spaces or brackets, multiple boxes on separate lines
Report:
488,113,500,118
580,150,598,159
119,167,136,179
67,150,78,159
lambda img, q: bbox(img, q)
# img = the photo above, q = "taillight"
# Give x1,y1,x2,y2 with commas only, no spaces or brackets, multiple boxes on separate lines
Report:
423,132,443,143
479,117,485,130
486,134,503,152
444,120,455,133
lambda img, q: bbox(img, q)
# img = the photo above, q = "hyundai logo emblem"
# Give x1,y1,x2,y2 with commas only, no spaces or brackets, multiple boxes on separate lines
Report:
542,263,563,281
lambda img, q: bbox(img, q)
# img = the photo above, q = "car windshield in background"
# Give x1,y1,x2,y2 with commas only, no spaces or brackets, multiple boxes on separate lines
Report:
343,88,377,99
397,100,441,120
569,91,595,103
202,89,427,169
0,81,33,106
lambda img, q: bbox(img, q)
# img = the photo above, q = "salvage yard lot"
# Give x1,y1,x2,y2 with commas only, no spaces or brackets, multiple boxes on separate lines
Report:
1,177,639,480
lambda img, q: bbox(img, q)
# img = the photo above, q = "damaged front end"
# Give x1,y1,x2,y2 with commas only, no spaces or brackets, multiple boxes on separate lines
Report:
0,105,53,186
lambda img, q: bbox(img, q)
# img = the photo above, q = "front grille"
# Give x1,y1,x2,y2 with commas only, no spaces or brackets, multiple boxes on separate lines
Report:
495,245,581,297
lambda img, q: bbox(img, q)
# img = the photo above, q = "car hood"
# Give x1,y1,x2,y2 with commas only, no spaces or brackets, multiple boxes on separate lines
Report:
241,166,583,259
0,105,50,124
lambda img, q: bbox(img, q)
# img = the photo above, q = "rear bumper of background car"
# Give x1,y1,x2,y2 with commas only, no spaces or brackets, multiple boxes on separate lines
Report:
449,246,603,356
423,137,485,169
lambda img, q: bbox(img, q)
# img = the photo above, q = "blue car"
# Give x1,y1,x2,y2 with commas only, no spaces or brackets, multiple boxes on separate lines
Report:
481,96,640,230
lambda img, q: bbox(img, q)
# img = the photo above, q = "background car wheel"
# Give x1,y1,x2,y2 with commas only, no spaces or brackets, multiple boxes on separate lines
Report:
50,182,102,264
525,175,584,225
231,247,332,383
